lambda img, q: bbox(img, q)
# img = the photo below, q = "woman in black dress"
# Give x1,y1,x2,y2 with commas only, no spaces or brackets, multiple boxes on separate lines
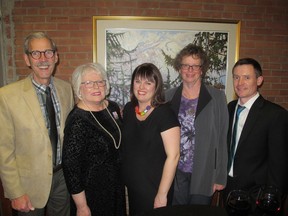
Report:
121,63,180,215
62,63,126,216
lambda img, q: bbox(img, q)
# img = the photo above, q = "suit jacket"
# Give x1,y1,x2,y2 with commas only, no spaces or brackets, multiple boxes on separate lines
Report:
227,95,288,194
166,83,229,196
0,76,74,208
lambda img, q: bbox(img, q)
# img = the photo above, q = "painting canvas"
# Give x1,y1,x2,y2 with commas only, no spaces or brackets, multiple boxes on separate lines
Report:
93,16,240,107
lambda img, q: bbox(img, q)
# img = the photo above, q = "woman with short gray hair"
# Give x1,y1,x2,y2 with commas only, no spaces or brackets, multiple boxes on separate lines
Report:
62,62,126,216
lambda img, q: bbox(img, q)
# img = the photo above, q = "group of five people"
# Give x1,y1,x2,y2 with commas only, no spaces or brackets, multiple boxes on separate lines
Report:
0,31,287,216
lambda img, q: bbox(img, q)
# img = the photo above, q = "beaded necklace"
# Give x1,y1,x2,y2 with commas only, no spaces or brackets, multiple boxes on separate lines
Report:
135,105,151,116
83,101,121,149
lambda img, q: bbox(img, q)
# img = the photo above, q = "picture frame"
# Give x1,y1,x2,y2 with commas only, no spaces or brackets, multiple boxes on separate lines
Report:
93,16,241,106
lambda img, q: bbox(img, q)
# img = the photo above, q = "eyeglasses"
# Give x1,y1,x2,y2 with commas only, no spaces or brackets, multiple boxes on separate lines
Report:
28,49,55,60
180,64,202,71
81,80,106,88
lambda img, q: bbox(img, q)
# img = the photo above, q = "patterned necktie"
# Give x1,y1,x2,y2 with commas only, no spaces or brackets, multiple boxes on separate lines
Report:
228,105,245,171
46,86,58,166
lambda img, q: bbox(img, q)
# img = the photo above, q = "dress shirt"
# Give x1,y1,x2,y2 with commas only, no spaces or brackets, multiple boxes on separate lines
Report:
31,77,62,165
229,92,260,177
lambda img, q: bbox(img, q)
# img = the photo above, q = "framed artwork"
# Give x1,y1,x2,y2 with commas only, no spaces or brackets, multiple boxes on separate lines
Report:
93,16,241,107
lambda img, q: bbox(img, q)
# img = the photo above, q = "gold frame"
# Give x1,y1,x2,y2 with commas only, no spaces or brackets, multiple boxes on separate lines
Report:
93,16,240,104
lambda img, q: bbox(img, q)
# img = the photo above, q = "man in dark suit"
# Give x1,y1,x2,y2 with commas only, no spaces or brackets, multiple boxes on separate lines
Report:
224,58,288,212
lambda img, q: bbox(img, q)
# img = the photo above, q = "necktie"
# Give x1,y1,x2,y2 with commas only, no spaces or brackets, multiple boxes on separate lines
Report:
46,86,58,166
228,105,245,171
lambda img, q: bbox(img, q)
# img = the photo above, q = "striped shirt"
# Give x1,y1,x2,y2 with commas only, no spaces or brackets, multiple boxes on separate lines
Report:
31,77,62,165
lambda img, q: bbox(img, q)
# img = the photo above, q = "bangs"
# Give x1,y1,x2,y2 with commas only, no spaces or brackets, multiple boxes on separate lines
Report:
135,69,155,82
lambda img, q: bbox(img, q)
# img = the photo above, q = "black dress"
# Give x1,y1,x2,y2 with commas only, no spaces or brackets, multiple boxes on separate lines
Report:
121,102,180,215
62,101,126,216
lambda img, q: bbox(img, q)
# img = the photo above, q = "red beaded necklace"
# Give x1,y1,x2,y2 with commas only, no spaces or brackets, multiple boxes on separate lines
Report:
135,105,151,116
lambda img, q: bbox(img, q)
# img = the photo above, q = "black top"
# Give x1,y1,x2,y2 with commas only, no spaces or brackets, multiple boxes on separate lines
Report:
121,102,180,215
62,101,126,216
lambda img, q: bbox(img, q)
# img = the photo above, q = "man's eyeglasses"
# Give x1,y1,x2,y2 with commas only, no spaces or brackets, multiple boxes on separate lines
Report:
181,64,202,71
28,49,55,60
81,80,106,88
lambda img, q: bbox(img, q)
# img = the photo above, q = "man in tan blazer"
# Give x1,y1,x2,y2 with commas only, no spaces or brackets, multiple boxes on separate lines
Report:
0,32,74,216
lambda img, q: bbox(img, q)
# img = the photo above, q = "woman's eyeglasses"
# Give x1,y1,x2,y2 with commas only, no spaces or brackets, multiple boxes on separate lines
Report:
180,64,202,71
81,80,106,88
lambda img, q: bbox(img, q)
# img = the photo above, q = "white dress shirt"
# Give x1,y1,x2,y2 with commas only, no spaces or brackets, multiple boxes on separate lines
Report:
229,92,260,176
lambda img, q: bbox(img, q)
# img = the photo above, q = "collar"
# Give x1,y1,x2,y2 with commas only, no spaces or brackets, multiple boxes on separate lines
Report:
31,76,54,94
238,92,259,110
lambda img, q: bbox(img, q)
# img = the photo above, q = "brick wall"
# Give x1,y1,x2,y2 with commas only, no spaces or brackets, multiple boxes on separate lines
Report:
2,0,288,109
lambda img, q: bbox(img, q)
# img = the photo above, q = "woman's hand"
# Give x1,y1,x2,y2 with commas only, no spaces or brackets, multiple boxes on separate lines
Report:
72,191,91,216
153,126,180,209
213,183,225,193
76,205,91,216
154,193,167,208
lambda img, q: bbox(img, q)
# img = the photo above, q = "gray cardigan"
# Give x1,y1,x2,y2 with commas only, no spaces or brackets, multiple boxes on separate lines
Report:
165,83,229,196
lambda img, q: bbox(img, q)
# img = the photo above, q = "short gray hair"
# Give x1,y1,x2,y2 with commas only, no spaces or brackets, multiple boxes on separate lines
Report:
72,63,110,100
23,32,57,54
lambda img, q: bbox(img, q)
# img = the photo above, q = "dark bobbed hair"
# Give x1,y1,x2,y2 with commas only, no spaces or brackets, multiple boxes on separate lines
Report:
232,58,262,77
130,63,165,107
173,43,209,78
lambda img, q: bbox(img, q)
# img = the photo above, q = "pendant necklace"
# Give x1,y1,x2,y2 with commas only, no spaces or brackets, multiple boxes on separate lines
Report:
135,105,151,116
83,101,121,149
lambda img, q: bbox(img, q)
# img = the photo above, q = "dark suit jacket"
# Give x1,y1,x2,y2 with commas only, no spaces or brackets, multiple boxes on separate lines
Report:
227,95,288,195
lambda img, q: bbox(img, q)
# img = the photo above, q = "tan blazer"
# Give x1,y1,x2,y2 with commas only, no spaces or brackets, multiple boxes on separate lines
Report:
0,76,74,208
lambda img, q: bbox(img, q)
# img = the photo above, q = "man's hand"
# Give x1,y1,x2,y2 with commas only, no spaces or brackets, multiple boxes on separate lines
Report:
11,194,35,212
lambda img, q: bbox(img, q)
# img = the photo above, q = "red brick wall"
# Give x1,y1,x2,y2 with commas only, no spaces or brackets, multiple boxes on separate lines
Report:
2,0,288,108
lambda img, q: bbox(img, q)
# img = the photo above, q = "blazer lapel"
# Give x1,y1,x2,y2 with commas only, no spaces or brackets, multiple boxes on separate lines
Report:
170,83,212,119
54,79,65,129
238,96,265,146
22,77,47,132
196,84,212,119
228,100,237,151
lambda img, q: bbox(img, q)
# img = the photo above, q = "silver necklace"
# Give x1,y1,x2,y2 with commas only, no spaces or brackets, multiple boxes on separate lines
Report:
83,101,121,149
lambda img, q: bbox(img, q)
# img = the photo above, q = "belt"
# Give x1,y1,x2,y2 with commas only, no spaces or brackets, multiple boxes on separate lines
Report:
53,164,62,173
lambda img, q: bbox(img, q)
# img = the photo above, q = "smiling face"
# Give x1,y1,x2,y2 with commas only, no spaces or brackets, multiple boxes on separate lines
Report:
233,64,263,104
180,55,202,86
79,70,107,107
133,76,156,106
24,37,58,85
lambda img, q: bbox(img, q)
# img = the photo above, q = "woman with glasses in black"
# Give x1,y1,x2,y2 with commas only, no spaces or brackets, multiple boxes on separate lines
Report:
62,63,126,216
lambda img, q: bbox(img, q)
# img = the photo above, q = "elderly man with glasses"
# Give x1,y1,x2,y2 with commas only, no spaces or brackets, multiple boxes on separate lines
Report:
0,31,74,216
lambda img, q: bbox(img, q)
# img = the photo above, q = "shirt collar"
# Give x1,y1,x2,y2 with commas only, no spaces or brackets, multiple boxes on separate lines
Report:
237,92,259,110
31,76,54,93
